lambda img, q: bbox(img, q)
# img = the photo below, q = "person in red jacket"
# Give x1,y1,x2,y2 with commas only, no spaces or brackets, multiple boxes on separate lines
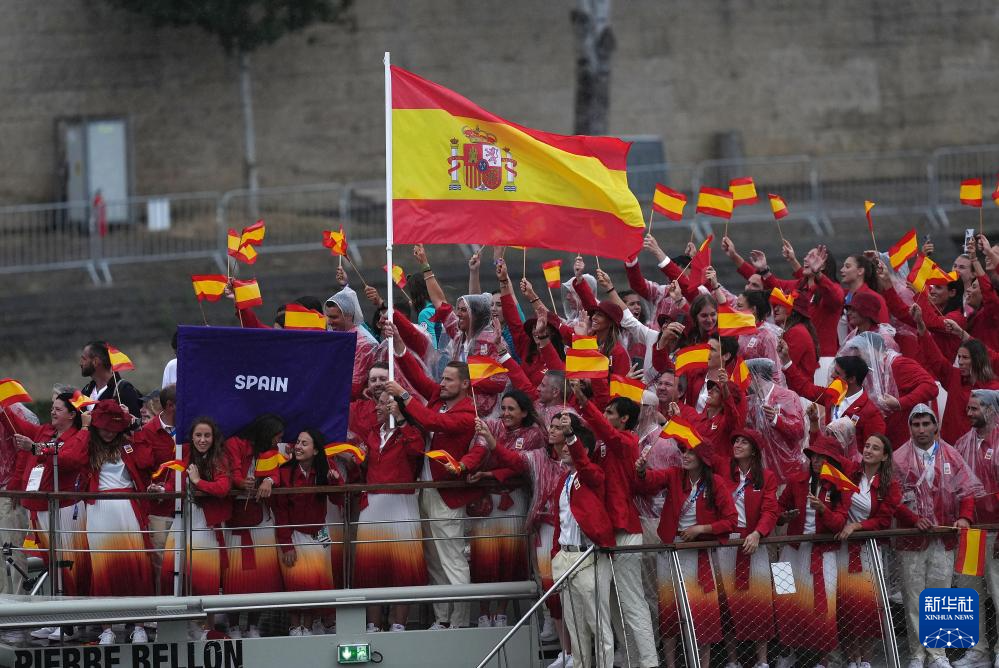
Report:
834,433,901,668
773,436,850,668
59,401,154,644
635,437,737,668
272,428,338,637
894,405,980,668
348,362,389,441
147,417,231,639
550,412,615,668
715,429,779,668
386,323,478,630
771,290,820,381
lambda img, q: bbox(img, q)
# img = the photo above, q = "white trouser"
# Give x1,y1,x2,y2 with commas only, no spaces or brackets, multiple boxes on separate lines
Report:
899,541,954,661
553,549,614,668
954,530,999,657
420,487,469,628
609,531,660,667
0,497,27,595
148,515,173,595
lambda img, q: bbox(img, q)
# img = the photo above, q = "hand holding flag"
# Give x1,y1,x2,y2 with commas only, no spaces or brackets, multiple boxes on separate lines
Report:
324,442,366,463
152,460,187,480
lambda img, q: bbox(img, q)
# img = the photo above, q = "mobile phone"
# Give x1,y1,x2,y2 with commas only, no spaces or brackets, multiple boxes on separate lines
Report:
965,228,976,248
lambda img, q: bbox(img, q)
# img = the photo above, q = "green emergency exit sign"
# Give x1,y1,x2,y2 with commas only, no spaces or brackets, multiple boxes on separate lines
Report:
337,643,370,664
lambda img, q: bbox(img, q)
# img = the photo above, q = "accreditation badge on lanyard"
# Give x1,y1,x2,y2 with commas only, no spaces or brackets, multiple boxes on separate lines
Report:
682,482,704,516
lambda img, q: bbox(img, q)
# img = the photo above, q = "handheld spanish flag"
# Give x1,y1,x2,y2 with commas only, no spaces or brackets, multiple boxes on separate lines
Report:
661,417,702,449
907,255,955,293
0,379,31,408
960,179,983,207
467,355,508,385
609,375,645,403
819,462,860,494
191,274,227,302
565,349,610,380
955,527,987,577
240,220,266,246
673,344,711,376
233,279,263,309
385,264,408,289
696,187,734,219
688,233,714,285
652,184,687,221
733,358,751,392
717,304,758,336
323,226,348,257
541,260,562,289
283,303,327,331
227,229,258,264
769,287,796,310
390,65,644,260
823,378,848,405
152,459,187,480
425,449,461,471
769,193,789,220
324,442,366,462
729,177,758,206
68,390,96,412
106,345,135,372
571,335,598,350
254,449,290,476
887,229,919,271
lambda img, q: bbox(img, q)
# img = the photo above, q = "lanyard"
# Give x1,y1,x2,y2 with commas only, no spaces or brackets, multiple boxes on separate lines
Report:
914,442,938,488
564,472,576,500
681,481,704,515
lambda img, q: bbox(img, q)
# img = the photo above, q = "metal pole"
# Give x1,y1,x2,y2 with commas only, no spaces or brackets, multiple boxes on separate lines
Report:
867,538,901,668
342,492,351,589
51,448,63,597
183,484,193,597
670,549,701,668
384,51,395,387
172,438,182,597
476,546,594,668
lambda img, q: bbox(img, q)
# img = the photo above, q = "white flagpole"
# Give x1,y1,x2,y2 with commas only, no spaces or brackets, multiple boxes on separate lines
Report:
384,51,395,386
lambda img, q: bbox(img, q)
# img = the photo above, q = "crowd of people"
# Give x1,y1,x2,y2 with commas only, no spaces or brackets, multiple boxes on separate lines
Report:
1,232,999,668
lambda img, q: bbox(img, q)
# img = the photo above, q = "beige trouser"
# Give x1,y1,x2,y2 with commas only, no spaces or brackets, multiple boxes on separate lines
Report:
148,514,174,595
899,541,955,662
420,487,469,628
609,531,660,667
0,497,27,594
954,530,999,658
553,549,614,668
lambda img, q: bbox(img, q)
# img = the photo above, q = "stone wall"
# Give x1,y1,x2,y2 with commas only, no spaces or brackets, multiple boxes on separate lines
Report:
2,1,998,204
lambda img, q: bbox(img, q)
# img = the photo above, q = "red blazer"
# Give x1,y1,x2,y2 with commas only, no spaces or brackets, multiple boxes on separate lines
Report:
4,410,82,510
580,400,642,535
160,445,232,527
348,398,379,443
272,464,334,553
551,438,615,554
777,474,848,537
784,322,819,381
58,428,155,496
132,415,178,518
883,355,939,449
784,365,887,451
721,466,779,537
634,467,737,544
396,349,479,509
844,471,901,531
224,436,279,527
361,424,425,490
968,276,999,353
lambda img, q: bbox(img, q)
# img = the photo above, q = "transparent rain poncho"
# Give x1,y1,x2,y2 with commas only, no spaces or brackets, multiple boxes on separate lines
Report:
441,293,507,416
744,358,806,484
634,389,682,519
895,435,984,526
824,417,860,468
327,285,379,390
837,331,901,413
954,390,999,513
560,274,597,329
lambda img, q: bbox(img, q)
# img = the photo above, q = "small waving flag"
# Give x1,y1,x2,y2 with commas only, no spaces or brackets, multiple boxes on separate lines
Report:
152,459,186,480
717,304,758,336
674,344,711,376
227,229,258,264
240,220,266,246
385,264,408,289
729,177,758,206
425,449,461,471
254,449,290,476
819,462,860,493
323,226,348,257
233,279,263,309
688,233,714,285
324,442,366,462
769,287,796,310
191,274,227,302
960,178,983,207
541,260,562,288
467,356,508,385
887,229,918,271
571,335,598,351
864,201,876,233
769,194,789,220
956,527,987,576
652,184,687,221
68,390,96,412
908,255,955,293
733,358,751,392
661,417,702,449
609,375,645,403
0,379,31,408
283,303,327,331
696,187,734,219
107,345,135,372
565,349,610,380
823,378,848,405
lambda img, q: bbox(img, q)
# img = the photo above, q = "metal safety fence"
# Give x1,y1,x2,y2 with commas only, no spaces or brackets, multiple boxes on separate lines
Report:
3,142,999,285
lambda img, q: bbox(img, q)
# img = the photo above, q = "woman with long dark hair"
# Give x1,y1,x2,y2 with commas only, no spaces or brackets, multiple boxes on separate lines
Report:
771,292,820,381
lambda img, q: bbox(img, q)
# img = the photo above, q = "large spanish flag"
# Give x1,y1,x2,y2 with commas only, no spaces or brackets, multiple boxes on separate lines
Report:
390,66,644,260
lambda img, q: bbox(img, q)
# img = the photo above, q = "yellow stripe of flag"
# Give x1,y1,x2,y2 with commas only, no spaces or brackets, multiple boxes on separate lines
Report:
652,184,686,221
254,450,289,475
887,229,918,271
283,304,327,330
674,344,711,376
571,335,598,350
542,260,562,288
192,274,227,302
565,349,610,379
152,460,187,479
467,355,508,384
956,527,987,576
661,417,702,449
609,374,644,403
107,345,135,372
819,462,860,493
0,379,32,408
325,442,366,462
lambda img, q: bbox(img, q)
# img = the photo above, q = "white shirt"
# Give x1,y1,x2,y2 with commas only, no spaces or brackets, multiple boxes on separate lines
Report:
916,442,938,486
848,473,873,523
733,470,749,529
803,504,817,534
558,472,585,547
98,459,133,491
88,384,105,403
696,382,709,413
678,482,701,533
833,389,863,420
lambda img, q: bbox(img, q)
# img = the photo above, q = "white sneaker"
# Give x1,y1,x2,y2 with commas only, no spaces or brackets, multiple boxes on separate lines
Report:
301,626,313,637
477,615,492,628
847,663,858,668
493,614,508,627
539,616,557,642
954,652,990,668
288,626,303,637
755,664,770,668
547,652,571,668
725,662,744,668
776,655,797,668
228,626,242,640
366,623,380,633
130,627,148,644
564,656,574,668
246,626,261,639
30,627,57,640
311,620,326,636
47,628,76,641
909,659,926,668
428,622,448,631
929,659,952,668
859,662,872,668
389,624,405,632
98,629,116,645
1,630,26,644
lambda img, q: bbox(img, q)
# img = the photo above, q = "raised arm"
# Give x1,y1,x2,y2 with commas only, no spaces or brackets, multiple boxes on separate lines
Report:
413,244,448,309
